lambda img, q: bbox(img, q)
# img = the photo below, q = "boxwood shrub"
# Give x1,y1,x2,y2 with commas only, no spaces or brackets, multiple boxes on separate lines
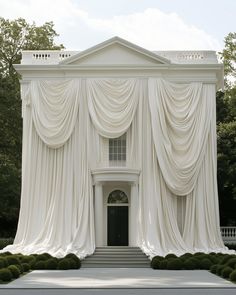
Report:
8,265,20,279
0,258,7,268
165,253,177,259
183,258,196,270
210,264,218,274
199,258,212,270
64,253,81,269
0,268,12,282
226,258,236,268
34,260,46,270
158,259,169,269
167,258,183,270
180,253,193,261
45,258,58,270
22,263,30,272
151,256,164,269
221,266,233,279
6,256,20,266
229,270,236,282
216,264,225,276
58,258,70,270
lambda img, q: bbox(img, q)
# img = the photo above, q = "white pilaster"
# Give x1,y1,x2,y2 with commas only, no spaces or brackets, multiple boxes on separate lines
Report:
94,182,104,246
129,182,138,246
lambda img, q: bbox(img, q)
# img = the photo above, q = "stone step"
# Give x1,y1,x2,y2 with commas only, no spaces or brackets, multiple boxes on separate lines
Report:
82,247,150,268
94,251,145,255
83,264,149,268
93,251,146,257
84,258,149,262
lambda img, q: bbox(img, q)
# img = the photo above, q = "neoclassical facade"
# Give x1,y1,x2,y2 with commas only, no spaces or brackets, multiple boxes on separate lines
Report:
5,37,228,258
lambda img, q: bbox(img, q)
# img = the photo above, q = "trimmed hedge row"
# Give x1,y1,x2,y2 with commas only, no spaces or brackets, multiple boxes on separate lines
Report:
0,252,81,283
151,252,236,283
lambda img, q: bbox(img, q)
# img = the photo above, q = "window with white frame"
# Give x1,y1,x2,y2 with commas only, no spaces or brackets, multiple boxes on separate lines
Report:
109,134,126,166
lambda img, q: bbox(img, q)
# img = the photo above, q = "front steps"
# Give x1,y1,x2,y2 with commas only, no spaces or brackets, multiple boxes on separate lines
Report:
81,246,150,268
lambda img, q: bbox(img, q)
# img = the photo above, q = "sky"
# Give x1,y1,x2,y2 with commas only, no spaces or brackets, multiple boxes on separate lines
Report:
0,0,235,51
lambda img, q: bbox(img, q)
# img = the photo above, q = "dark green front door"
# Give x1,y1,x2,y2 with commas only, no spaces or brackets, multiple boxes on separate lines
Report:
108,206,128,246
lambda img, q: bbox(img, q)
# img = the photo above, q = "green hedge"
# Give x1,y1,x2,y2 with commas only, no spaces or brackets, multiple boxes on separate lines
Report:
0,251,82,283
151,252,236,284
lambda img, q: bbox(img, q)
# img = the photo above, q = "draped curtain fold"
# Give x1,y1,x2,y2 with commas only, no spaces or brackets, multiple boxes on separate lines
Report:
30,80,81,148
3,77,228,258
87,79,140,138
148,78,213,196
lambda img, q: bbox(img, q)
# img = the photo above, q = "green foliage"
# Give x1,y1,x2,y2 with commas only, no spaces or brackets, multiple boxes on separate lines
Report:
7,265,20,278
21,255,35,264
151,256,164,269
0,268,12,281
216,264,225,276
226,244,236,251
0,17,64,75
57,258,70,270
222,266,233,279
230,270,236,282
0,17,64,238
210,264,218,274
21,263,30,272
199,258,212,270
220,254,235,265
41,253,52,259
45,258,58,270
183,258,197,270
219,32,236,87
166,258,183,270
0,258,7,268
217,121,236,225
0,238,14,250
180,253,193,261
165,253,177,259
64,253,81,269
6,255,19,265
226,258,236,268
34,260,46,270
35,254,50,262
151,252,236,283
217,32,236,226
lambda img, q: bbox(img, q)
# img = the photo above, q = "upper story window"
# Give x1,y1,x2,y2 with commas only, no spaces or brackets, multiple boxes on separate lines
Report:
109,134,126,166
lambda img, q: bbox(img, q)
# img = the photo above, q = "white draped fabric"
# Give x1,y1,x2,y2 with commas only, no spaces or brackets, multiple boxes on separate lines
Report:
87,79,140,138
31,80,80,148
3,77,229,258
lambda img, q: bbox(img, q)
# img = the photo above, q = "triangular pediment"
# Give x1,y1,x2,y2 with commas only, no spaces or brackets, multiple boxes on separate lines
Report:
60,37,170,66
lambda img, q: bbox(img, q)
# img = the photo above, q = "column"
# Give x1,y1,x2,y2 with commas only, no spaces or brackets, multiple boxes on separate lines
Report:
94,182,104,247
129,182,138,246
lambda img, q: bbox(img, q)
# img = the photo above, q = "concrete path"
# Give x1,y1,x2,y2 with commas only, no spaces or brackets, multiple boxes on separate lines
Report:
0,269,235,295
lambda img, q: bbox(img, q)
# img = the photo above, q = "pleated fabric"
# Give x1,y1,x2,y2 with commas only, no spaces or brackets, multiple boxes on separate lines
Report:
3,78,230,258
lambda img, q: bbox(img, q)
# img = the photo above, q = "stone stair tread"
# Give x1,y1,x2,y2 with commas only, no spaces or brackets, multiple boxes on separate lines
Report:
81,247,150,268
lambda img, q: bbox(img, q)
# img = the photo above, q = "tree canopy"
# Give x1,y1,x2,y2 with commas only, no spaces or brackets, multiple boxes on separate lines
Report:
0,18,64,237
217,32,236,225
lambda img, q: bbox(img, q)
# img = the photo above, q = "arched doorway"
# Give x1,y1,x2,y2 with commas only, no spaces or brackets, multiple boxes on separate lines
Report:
107,190,129,246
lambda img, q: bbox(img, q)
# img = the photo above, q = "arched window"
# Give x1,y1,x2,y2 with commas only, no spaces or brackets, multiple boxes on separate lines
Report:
107,190,128,204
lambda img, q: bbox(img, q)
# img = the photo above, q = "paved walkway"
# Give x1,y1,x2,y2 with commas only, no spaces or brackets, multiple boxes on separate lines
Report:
0,269,235,295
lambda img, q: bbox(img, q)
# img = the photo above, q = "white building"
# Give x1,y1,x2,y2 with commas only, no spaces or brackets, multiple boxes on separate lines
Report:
6,37,228,258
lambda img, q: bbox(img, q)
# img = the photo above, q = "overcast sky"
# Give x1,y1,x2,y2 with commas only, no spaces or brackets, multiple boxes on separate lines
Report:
0,0,235,51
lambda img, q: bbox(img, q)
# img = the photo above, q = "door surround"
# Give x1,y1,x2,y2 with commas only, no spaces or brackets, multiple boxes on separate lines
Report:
92,168,140,247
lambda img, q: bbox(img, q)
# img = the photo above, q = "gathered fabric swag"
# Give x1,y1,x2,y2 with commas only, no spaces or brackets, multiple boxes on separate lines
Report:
3,78,229,258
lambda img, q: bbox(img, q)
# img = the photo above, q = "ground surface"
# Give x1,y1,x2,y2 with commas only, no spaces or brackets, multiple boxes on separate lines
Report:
0,269,236,295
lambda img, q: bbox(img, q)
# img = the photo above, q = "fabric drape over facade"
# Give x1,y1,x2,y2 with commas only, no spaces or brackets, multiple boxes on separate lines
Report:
87,79,140,138
31,80,81,148
3,77,229,258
